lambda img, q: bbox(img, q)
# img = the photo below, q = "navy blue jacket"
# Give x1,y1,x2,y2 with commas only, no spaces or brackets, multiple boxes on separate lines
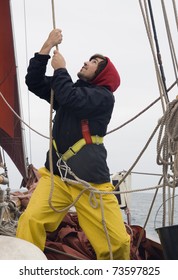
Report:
25,53,118,183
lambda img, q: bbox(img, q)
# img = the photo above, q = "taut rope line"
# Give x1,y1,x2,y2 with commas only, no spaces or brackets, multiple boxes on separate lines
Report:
0,91,49,139
139,0,168,112
48,0,58,213
172,0,178,32
47,0,113,259
161,0,178,90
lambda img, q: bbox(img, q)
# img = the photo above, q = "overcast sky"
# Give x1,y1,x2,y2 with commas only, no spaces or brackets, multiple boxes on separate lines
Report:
2,0,178,191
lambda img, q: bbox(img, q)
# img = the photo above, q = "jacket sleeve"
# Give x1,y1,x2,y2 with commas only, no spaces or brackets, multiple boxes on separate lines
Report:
51,68,114,119
25,53,58,108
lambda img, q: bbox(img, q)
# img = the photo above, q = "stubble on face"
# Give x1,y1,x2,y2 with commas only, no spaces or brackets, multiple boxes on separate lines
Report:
77,57,104,81
77,70,91,81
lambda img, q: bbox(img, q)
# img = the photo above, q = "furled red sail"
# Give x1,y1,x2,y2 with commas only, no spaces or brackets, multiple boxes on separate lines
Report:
0,0,27,180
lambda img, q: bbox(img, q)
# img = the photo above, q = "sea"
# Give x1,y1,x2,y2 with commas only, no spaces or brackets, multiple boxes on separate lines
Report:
126,191,178,242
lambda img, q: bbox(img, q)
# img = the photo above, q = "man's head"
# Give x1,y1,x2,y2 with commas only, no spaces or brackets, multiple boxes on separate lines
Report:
77,54,120,92
77,54,107,82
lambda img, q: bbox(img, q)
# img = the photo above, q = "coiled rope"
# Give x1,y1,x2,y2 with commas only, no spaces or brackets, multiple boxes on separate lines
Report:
156,98,178,226
0,190,18,237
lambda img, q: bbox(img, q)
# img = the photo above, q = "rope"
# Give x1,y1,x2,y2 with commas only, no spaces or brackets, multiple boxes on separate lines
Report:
0,222,17,237
172,0,178,31
44,246,84,260
23,0,33,163
154,194,178,229
147,0,167,95
49,157,101,211
161,0,178,89
0,64,14,87
47,155,165,260
138,1,178,230
48,158,115,260
0,86,162,140
99,194,113,260
156,98,178,226
48,0,58,214
133,184,160,257
107,96,160,135
114,120,161,189
1,0,177,258
139,0,168,112
48,3,59,252
157,99,178,180
0,1,176,261
44,0,178,258
0,91,49,140
47,0,114,260
0,194,18,237
139,0,178,110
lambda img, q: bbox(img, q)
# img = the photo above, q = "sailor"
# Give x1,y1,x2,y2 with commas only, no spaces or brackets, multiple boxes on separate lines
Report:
16,28,130,260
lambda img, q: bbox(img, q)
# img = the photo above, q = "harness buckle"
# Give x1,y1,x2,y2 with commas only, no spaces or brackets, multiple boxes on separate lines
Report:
69,146,76,155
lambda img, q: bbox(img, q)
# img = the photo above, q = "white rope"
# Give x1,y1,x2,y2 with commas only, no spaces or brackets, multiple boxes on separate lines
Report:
172,0,178,31
139,0,168,112
156,98,178,226
161,0,178,88
0,91,49,140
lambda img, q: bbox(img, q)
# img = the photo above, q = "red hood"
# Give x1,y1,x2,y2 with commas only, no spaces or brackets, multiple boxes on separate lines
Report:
90,57,120,92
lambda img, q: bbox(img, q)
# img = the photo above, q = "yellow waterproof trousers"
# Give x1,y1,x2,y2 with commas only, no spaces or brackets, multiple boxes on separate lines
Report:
16,167,130,260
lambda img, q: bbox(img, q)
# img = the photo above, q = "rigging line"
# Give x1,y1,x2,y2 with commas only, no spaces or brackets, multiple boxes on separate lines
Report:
0,64,14,86
0,148,5,169
0,84,161,142
154,195,178,229
107,95,160,135
134,186,160,256
161,0,178,88
131,171,163,177
107,69,178,136
48,0,59,212
51,0,56,27
172,0,178,31
147,0,168,100
44,246,84,260
110,170,163,177
139,0,167,112
167,77,178,92
1,150,8,177
53,156,164,206
23,0,32,164
0,91,49,140
114,120,161,190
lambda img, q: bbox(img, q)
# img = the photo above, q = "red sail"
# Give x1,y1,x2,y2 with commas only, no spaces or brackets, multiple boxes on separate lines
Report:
0,0,27,180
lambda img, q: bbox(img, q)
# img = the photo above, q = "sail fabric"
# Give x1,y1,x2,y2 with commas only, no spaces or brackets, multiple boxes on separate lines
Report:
0,0,27,180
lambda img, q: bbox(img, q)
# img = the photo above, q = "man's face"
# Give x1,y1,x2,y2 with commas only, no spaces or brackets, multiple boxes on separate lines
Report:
77,57,104,81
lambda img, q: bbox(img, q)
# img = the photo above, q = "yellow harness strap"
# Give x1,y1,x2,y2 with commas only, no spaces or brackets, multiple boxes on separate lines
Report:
53,135,103,162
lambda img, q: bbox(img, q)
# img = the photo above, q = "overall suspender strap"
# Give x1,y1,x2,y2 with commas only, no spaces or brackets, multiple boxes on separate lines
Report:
81,119,92,144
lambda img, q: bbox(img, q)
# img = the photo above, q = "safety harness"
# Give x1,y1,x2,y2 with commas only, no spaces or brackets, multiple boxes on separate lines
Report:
53,119,103,161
